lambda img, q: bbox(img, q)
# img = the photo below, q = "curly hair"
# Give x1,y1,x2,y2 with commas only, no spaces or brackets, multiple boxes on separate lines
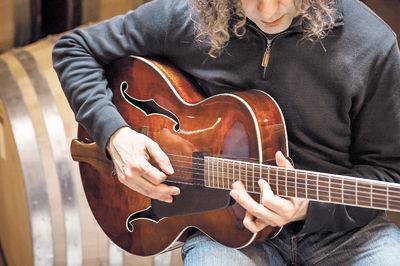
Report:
189,0,337,57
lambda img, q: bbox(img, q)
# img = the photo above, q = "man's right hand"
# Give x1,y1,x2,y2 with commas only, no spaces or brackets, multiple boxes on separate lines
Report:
107,127,180,203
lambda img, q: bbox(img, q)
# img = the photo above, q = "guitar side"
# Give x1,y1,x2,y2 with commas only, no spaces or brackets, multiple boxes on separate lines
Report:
75,56,287,256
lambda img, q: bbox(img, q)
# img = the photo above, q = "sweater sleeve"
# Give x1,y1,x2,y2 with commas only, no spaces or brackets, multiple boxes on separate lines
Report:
52,0,174,151
300,40,400,234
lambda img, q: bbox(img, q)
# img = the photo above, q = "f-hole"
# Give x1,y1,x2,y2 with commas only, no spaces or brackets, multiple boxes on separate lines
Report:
120,81,180,131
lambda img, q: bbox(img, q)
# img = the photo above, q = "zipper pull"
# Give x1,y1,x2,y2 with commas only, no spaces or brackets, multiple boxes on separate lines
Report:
261,39,272,68
262,39,272,79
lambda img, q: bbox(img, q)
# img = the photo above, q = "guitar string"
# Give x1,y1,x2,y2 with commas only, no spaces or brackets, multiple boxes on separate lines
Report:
165,153,400,193
166,166,400,205
167,156,400,196
110,152,400,203
170,160,400,197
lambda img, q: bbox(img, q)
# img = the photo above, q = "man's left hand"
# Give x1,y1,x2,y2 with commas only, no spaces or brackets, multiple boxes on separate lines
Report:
229,151,309,233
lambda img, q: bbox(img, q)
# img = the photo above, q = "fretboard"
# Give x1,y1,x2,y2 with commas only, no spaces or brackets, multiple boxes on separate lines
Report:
203,156,400,212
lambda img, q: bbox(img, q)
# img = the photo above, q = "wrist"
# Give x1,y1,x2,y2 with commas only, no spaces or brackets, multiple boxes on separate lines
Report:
107,126,131,152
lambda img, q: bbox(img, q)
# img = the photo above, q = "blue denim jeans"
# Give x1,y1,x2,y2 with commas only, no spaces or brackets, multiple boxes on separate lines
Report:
182,215,400,265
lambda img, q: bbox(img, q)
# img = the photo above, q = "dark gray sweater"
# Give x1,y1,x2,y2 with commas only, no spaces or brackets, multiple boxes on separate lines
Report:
53,0,400,234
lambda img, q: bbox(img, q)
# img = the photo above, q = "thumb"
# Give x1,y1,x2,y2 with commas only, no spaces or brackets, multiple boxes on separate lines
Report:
275,151,294,169
147,141,174,175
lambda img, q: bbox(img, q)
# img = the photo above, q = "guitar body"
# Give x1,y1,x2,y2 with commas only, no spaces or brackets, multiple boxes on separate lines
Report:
76,56,288,256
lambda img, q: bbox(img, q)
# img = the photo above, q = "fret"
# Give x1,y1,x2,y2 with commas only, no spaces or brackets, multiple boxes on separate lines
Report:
343,178,356,205
232,161,236,184
252,163,255,193
238,161,242,182
285,168,288,197
328,174,331,202
389,185,400,211
307,173,318,200
372,183,389,210
357,180,372,208
233,161,237,183
245,163,248,191
267,165,270,184
230,160,234,187
386,184,389,210
221,160,225,189
204,157,209,187
285,170,296,198
330,177,343,204
276,168,285,196
318,175,329,202
275,168,280,195
316,174,319,201
231,160,234,187
305,172,308,199
341,178,344,204
212,158,215,188
216,159,220,189
355,179,358,206
268,166,276,193
297,171,306,198
370,182,373,208
226,160,229,189
295,170,298,198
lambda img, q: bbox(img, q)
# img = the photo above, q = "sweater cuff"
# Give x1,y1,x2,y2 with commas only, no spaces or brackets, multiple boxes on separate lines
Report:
90,105,129,154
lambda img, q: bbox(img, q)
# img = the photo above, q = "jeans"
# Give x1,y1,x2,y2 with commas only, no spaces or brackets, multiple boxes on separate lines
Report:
181,215,400,265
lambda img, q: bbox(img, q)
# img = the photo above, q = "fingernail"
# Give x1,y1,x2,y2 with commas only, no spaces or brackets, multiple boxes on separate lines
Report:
165,197,173,203
166,165,174,174
231,181,240,188
172,188,180,195
230,190,238,198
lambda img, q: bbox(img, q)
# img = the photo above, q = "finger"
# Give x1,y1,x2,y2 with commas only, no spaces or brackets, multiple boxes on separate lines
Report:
258,179,294,215
146,141,174,175
230,181,277,222
114,163,173,202
130,159,168,186
121,173,180,203
243,211,268,233
275,151,293,169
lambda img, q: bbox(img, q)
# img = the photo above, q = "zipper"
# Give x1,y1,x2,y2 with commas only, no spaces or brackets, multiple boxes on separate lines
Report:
262,39,272,67
247,23,295,79
261,39,272,79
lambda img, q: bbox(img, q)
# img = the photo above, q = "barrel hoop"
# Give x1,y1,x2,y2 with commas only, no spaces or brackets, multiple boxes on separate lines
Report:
108,239,125,266
29,0,42,42
72,0,83,30
0,57,53,266
12,0,31,46
14,50,83,266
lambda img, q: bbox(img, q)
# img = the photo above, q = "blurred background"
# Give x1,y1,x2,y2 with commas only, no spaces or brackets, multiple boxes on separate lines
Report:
0,0,399,265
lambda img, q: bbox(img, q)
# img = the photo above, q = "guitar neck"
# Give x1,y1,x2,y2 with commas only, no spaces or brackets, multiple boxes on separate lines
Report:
203,156,400,212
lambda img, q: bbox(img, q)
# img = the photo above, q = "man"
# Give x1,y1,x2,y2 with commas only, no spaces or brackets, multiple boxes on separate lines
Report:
53,0,400,264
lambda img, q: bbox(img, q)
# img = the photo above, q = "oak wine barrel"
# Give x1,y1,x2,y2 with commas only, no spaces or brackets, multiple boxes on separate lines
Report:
0,36,161,266
0,0,42,53
42,0,149,35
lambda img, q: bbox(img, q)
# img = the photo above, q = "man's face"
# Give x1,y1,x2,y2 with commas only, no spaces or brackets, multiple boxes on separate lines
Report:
241,0,299,34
